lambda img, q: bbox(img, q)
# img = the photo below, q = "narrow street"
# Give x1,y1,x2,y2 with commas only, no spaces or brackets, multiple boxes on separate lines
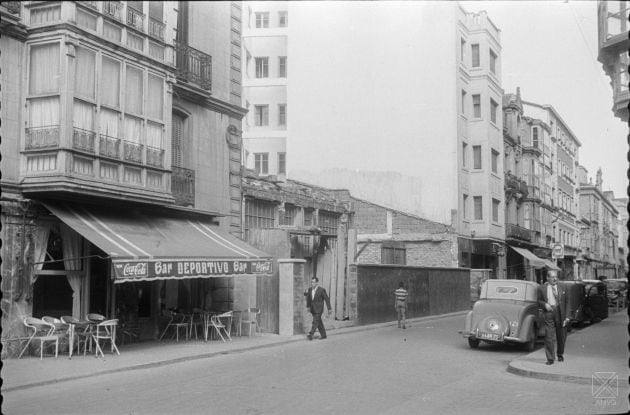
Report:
3,314,614,415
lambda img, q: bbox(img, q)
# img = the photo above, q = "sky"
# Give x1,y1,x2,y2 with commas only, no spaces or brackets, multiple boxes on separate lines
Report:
463,0,627,198
287,0,628,200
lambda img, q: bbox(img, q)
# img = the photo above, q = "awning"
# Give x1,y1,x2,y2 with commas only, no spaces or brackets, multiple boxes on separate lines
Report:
43,202,273,283
542,259,561,271
510,247,545,269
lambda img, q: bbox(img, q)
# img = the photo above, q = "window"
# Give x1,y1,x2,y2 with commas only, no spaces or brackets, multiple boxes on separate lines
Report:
460,38,466,63
278,104,287,126
279,203,296,226
318,211,339,234
473,145,482,169
254,153,269,174
75,47,96,100
278,152,286,174
471,44,480,67
532,127,539,148
278,11,288,27
278,56,287,77
492,199,500,222
254,105,269,126
303,208,313,226
255,12,269,28
255,57,269,78
101,56,121,108
171,112,185,167
491,149,499,173
461,90,466,114
490,99,498,123
489,49,497,74
473,196,483,220
382,244,406,265
463,194,469,220
147,74,164,120
245,199,275,231
125,65,143,115
473,94,481,118
462,142,468,168
30,43,60,95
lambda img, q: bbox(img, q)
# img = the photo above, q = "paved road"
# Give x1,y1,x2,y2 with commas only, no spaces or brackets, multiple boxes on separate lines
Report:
3,315,622,415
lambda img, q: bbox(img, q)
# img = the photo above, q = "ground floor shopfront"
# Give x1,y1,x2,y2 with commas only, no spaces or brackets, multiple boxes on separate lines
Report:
0,198,273,357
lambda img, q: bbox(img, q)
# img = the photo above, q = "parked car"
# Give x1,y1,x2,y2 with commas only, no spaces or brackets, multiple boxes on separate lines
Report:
556,280,586,331
603,278,628,308
460,279,545,351
582,279,608,323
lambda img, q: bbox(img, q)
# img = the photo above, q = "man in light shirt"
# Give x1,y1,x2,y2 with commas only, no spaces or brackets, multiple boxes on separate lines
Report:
538,270,570,365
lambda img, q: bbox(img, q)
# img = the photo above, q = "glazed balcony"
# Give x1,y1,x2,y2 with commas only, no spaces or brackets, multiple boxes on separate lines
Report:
122,140,143,164
72,128,96,154
146,146,164,168
506,223,532,242
99,134,120,159
148,17,165,40
126,6,144,32
26,126,60,149
171,166,195,206
174,41,212,91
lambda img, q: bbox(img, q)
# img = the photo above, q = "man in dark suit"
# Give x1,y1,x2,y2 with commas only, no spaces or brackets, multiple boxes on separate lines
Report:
537,271,570,365
304,277,332,340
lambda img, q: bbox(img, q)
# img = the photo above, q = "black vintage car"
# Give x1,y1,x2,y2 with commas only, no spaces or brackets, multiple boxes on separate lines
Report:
556,281,585,331
581,279,608,323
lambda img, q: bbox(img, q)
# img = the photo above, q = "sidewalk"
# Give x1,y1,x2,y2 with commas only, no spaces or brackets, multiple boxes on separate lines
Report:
508,309,629,385
2,309,626,392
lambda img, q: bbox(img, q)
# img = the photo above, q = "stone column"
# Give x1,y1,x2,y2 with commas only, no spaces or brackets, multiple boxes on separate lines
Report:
278,259,306,336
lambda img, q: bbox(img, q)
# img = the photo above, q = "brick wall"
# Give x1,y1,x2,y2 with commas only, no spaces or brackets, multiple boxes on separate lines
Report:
392,212,449,234
351,199,388,233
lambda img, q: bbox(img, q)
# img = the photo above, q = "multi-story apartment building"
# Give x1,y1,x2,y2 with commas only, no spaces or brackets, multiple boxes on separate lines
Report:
0,1,271,354
502,89,559,282
577,167,620,279
241,1,288,178
610,196,628,276
521,100,581,279
286,3,506,278
597,1,629,121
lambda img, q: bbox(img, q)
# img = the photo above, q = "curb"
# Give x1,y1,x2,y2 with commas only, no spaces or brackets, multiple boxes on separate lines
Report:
506,362,591,385
3,310,470,392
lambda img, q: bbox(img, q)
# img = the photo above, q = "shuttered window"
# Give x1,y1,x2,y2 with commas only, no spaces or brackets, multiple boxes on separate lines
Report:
171,113,184,167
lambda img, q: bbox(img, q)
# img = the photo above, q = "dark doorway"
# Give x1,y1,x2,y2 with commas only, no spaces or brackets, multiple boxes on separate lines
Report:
89,248,109,316
32,228,72,318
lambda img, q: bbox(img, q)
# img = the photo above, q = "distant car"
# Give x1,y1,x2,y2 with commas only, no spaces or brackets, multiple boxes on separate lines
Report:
582,279,608,322
460,279,545,351
603,279,628,308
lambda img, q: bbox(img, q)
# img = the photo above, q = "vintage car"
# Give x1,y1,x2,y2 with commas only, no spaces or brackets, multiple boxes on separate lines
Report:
556,280,586,331
461,279,545,351
603,278,628,308
582,279,608,322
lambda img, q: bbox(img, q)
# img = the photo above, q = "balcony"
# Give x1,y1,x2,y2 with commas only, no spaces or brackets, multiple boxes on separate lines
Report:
126,6,144,32
26,126,60,150
174,41,212,91
506,223,532,242
171,166,195,206
102,1,123,21
99,134,120,159
148,17,165,40
72,128,96,153
146,146,164,168
123,140,143,163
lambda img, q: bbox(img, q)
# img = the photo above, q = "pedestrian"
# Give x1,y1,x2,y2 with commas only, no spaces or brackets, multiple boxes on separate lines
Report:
394,281,408,329
537,270,570,365
304,277,332,340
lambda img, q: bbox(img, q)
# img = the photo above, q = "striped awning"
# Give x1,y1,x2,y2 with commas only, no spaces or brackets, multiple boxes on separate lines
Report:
510,247,545,269
43,202,273,283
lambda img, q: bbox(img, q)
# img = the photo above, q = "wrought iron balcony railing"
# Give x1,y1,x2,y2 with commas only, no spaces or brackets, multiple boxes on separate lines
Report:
99,134,120,159
149,17,165,40
506,223,532,242
72,128,96,153
103,1,122,21
123,140,143,163
171,166,195,206
146,146,164,168
25,126,60,149
174,41,212,91
127,6,144,31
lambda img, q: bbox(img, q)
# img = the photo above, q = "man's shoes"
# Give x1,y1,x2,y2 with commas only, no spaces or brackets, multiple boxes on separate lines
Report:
306,334,313,341
546,360,554,365
557,355,564,362
320,336,327,340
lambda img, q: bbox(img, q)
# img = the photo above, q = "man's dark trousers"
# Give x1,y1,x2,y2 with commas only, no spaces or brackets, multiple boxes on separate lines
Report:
543,306,566,361
310,312,326,338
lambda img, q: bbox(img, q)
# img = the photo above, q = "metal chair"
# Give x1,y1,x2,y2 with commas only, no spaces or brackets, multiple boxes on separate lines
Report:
92,319,120,358
18,317,59,360
239,308,261,336
208,311,232,342
159,311,189,341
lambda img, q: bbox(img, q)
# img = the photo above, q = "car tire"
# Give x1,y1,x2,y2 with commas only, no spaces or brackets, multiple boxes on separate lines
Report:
524,326,536,352
468,338,480,349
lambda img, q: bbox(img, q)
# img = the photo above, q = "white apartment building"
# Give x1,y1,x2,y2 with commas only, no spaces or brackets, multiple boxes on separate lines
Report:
241,1,288,179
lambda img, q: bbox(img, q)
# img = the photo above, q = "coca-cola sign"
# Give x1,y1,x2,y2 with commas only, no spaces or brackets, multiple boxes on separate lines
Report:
119,262,148,277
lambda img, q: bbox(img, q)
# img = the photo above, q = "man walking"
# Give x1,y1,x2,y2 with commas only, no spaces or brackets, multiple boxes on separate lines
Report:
394,282,408,329
304,277,332,340
538,270,570,365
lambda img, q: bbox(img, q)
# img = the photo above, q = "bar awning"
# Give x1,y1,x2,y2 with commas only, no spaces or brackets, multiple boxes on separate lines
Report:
43,202,273,283
511,247,545,269
542,259,561,271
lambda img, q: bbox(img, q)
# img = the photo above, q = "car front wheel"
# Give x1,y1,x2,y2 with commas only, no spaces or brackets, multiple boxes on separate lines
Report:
468,337,480,349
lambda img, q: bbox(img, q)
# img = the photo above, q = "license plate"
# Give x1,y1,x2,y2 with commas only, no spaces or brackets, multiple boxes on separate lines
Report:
479,332,500,341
